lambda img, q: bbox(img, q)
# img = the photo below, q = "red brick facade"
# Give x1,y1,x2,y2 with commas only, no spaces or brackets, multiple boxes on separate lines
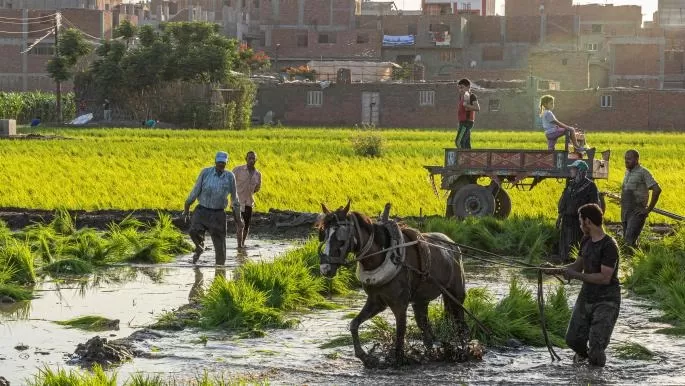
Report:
255,83,685,131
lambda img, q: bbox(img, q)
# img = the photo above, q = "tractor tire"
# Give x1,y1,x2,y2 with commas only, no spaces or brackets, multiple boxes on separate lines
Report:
493,188,512,219
452,184,496,218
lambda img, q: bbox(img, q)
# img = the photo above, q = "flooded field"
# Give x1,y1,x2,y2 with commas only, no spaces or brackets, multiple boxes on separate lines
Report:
2,239,684,385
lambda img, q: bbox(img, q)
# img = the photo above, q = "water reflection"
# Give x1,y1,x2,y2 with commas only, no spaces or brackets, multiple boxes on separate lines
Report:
0,300,31,320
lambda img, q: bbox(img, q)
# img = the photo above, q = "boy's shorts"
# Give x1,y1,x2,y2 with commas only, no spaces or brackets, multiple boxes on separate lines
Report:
545,126,566,140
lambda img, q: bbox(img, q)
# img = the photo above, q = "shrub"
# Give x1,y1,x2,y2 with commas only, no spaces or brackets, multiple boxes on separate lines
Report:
351,129,384,157
0,91,76,123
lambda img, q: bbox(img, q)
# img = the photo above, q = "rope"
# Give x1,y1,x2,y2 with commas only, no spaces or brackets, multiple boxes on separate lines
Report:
538,270,562,361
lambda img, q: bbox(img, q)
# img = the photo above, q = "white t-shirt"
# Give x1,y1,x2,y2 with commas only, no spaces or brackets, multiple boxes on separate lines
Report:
541,110,558,132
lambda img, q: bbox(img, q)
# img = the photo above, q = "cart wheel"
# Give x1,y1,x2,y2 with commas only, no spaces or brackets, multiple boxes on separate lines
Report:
446,190,457,217
492,189,512,219
452,184,495,218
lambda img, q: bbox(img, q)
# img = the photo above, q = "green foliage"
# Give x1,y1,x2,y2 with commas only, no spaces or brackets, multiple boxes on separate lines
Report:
46,56,71,82
26,364,117,386
0,239,36,284
47,28,91,84
201,275,286,330
625,226,685,327
351,129,384,157
55,315,120,331
614,342,656,360
0,283,34,301
1,128,682,222
422,215,557,264
42,258,93,275
0,91,75,122
114,19,138,45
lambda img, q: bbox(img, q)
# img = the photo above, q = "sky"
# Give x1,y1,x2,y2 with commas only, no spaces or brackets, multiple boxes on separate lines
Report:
396,0,658,22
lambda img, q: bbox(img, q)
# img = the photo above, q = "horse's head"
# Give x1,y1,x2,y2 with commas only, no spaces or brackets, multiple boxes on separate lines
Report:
317,200,354,278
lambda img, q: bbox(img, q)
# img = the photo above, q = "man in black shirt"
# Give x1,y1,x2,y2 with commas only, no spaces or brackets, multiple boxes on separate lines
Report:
543,203,620,367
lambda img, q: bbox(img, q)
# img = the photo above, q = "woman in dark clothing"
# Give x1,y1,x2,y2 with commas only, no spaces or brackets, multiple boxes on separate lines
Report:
557,160,600,261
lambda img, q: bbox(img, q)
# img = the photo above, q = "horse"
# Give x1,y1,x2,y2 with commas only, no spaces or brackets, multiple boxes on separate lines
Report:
317,201,467,367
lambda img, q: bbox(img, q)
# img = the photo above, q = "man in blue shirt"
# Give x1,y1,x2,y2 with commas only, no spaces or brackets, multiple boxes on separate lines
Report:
182,151,243,265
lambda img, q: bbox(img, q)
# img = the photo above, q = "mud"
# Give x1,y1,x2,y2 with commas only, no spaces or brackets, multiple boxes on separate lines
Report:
0,207,674,240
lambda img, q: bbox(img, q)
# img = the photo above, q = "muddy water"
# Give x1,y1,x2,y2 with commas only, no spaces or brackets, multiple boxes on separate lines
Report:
2,242,685,385
0,238,293,384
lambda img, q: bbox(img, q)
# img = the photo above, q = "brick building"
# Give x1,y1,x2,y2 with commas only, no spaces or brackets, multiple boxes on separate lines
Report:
254,82,685,130
0,6,125,91
422,0,496,16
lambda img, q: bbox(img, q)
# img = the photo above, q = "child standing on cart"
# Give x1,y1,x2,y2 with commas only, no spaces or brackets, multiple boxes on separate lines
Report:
540,95,585,152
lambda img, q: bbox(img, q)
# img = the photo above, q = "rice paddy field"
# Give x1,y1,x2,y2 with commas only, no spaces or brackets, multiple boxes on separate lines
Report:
1,127,684,223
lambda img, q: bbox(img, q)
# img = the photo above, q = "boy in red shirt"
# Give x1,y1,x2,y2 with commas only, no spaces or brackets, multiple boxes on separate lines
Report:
456,78,480,149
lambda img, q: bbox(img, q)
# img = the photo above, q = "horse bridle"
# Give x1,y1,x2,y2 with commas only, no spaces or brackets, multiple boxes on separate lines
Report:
318,214,375,267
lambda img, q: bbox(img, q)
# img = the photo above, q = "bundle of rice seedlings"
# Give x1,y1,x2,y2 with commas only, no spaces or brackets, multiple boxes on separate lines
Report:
201,276,285,330
614,342,655,360
26,364,116,386
55,315,120,331
42,258,94,275
0,239,36,284
0,283,34,301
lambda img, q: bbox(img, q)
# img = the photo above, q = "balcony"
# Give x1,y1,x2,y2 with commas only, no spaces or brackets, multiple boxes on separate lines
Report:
431,31,451,46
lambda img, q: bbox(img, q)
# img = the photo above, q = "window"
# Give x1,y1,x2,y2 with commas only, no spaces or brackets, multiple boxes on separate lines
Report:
591,24,602,33
419,90,435,106
600,95,612,108
440,50,457,62
29,43,55,56
356,33,369,44
318,33,336,44
561,58,568,65
407,23,417,35
297,33,308,47
586,43,598,51
488,99,500,112
307,91,323,107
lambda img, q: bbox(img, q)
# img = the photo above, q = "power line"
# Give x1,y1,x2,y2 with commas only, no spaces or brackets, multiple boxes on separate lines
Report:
0,25,55,34
0,13,57,21
60,14,103,41
20,30,54,54
0,18,56,25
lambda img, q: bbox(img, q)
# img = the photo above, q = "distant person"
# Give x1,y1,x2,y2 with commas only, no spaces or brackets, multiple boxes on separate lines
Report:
30,116,41,127
142,119,158,128
182,151,242,265
540,95,584,151
233,151,262,248
455,78,479,149
543,203,621,367
557,160,599,261
621,149,661,249
103,98,112,122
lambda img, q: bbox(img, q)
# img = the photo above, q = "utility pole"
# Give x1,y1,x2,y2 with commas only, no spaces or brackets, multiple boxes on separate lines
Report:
54,12,62,123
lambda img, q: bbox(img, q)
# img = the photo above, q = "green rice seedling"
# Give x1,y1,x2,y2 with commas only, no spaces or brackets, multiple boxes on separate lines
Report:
614,342,656,360
26,364,117,386
0,238,36,284
146,212,193,255
55,315,120,331
62,228,116,264
0,220,11,245
19,222,64,263
42,258,94,275
50,207,76,235
125,373,166,386
0,283,34,301
201,275,285,330
655,326,685,336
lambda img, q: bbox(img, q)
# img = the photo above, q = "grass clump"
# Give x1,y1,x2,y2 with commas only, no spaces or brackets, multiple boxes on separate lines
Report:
422,216,557,264
614,342,656,360
26,364,116,386
199,238,356,331
625,226,685,329
0,283,34,301
201,276,286,330
655,326,685,336
55,315,120,331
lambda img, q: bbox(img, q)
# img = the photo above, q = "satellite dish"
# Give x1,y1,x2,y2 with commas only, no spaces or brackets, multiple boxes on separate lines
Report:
414,55,422,62
470,60,477,68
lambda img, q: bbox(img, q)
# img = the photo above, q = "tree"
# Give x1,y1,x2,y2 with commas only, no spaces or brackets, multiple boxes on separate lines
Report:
114,19,137,47
46,28,91,122
236,43,271,75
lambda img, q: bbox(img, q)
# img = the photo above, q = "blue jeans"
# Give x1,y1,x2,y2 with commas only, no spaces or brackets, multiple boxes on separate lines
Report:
456,121,473,149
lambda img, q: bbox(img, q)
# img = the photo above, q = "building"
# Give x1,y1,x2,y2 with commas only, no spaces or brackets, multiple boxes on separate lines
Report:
422,0,496,16
504,0,574,18
0,2,131,91
658,0,685,27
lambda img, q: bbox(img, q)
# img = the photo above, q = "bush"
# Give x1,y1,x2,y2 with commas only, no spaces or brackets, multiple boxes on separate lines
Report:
0,91,76,123
351,129,384,157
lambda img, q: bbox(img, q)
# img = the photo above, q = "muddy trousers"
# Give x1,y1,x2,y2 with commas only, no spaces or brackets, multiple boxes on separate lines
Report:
189,206,227,265
622,212,647,249
565,295,620,367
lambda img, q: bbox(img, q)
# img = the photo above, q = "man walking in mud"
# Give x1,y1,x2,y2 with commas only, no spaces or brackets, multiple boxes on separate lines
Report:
233,151,262,248
621,149,661,249
543,203,620,367
182,151,242,265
